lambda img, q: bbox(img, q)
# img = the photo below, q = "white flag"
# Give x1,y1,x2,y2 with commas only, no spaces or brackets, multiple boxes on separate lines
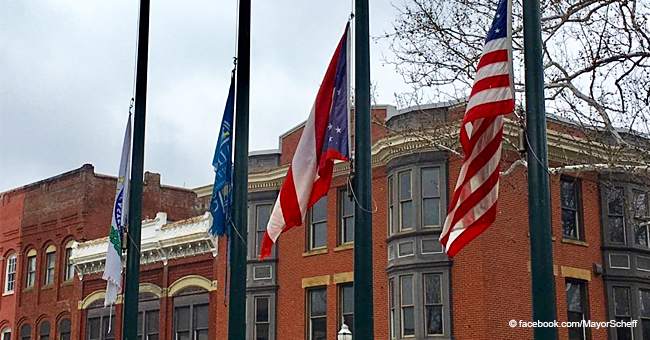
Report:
103,114,132,306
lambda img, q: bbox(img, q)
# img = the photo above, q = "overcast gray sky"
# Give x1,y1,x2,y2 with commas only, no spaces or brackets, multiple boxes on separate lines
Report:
0,0,413,192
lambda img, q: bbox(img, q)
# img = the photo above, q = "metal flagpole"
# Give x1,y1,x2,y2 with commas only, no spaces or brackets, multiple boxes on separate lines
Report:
354,0,375,339
522,0,558,336
228,0,250,338
122,0,151,338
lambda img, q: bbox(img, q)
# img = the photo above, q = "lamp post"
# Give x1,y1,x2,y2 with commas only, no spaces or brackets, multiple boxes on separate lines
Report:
338,323,352,340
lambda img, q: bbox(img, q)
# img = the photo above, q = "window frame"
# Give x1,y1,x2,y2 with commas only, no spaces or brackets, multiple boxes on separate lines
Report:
172,292,209,340
306,287,327,340
388,278,396,340
86,305,115,340
19,325,30,340
254,295,271,340
1,327,10,340
632,189,650,248
44,247,56,286
565,279,589,340
64,241,75,282
423,273,444,336
398,171,414,232
4,253,17,294
613,286,633,340
421,167,441,229
254,204,272,258
306,196,328,251
607,186,627,245
400,275,415,338
338,284,354,333
38,321,50,340
561,176,584,241
58,319,71,340
388,176,395,236
338,188,355,246
137,299,160,340
25,252,36,289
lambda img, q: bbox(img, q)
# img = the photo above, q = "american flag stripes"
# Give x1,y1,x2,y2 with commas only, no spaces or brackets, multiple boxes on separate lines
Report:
439,0,514,257
260,24,350,259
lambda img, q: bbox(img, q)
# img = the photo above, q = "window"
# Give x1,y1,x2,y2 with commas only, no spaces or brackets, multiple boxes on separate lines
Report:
400,275,414,337
565,280,588,340
38,322,49,340
20,325,30,340
173,293,209,340
424,274,443,336
641,289,650,340
339,188,354,245
399,171,413,231
255,205,272,258
389,279,396,340
613,287,632,340
561,177,583,240
339,284,354,333
1,328,10,340
307,288,326,340
388,177,395,236
307,196,327,250
87,306,114,340
64,242,75,281
608,187,626,244
254,296,270,340
44,246,55,285
58,319,71,340
633,190,649,248
4,253,16,293
421,168,441,228
137,300,159,340
25,252,36,288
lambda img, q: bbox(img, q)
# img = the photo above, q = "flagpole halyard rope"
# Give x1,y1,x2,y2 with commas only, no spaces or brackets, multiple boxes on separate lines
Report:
347,175,377,213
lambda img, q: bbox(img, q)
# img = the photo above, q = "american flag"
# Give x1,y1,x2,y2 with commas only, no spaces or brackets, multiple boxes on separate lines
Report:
260,24,350,259
439,0,514,257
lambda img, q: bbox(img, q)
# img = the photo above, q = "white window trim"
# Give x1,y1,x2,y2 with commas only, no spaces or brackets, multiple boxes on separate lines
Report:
4,253,17,294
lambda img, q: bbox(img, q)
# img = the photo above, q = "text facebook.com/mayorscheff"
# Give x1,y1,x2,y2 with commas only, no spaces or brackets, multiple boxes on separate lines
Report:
510,319,638,329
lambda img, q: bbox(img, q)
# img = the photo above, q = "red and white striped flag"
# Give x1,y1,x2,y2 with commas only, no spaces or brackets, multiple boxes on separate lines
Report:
439,0,514,257
260,25,350,259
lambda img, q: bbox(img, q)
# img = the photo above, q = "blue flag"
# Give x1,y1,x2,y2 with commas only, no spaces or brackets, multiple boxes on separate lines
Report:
209,78,235,237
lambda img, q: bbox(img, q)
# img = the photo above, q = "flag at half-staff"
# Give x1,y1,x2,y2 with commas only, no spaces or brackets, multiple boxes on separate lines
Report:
439,0,514,257
260,24,350,259
209,75,235,237
103,113,132,306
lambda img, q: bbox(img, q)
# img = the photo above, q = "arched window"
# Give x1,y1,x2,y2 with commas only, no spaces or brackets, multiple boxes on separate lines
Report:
1,327,11,340
58,319,71,340
63,241,75,282
173,287,209,340
20,324,30,340
44,245,56,285
4,253,17,293
38,322,49,340
86,302,114,340
25,249,37,289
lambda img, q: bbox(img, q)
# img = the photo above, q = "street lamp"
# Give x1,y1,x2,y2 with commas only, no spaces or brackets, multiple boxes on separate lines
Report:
338,323,352,340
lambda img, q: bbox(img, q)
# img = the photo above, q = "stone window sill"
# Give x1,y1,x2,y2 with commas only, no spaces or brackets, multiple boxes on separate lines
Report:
561,238,589,247
302,248,328,257
334,243,354,252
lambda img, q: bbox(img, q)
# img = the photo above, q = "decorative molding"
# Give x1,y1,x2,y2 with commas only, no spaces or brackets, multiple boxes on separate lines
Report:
139,283,163,297
302,248,328,257
168,275,217,296
561,266,592,281
78,290,123,309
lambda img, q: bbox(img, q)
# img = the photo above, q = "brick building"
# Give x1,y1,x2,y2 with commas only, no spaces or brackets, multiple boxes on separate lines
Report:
2,102,649,340
0,165,200,340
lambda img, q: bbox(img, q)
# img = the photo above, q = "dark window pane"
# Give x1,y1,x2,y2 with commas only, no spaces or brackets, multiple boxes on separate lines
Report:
312,197,327,222
423,198,440,226
642,320,650,340
88,318,100,340
616,318,632,340
401,201,413,229
256,205,271,231
311,318,326,340
256,297,269,323
103,317,114,340
194,304,209,328
147,336,158,340
609,187,624,215
312,223,327,248
256,231,265,256
401,276,413,305
561,179,577,209
176,331,190,340
146,311,159,334
562,209,578,238
342,192,354,215
567,311,585,340
637,225,649,247
344,218,354,243
388,177,393,205
426,306,443,335
343,286,354,314
255,324,269,340
175,307,190,331
614,288,631,316
39,322,49,337
634,191,649,218
195,330,208,340
565,282,583,313
641,290,650,318
609,217,625,243
424,275,442,304
20,325,30,340
137,313,143,335
343,314,353,333
402,307,414,336
310,289,326,316
399,172,411,200
422,168,440,197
